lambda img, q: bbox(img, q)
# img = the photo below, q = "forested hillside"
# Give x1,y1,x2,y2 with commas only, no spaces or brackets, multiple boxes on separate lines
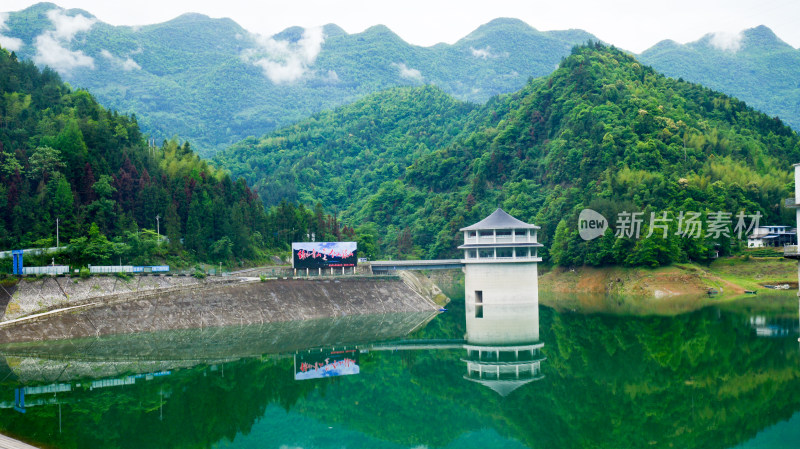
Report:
217,86,479,208
4,4,799,159
1,3,596,155
225,44,800,266
0,47,345,267
640,25,800,132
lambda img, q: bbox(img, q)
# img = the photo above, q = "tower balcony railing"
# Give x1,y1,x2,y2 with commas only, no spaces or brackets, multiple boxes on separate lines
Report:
464,253,542,262
464,235,538,244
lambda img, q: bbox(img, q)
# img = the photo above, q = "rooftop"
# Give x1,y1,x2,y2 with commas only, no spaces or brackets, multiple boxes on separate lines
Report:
460,208,540,231
463,377,543,397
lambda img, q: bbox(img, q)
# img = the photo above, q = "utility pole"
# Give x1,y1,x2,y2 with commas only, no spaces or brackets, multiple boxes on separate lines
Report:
156,214,161,245
56,217,59,249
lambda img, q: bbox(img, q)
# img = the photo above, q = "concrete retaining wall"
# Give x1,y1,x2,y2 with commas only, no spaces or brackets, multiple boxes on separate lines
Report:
1,275,223,322
0,277,438,344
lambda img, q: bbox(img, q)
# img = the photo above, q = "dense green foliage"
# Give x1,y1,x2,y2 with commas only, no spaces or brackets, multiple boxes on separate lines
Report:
0,46,348,268
640,25,800,132
225,44,800,266
3,3,596,155
5,5,799,159
217,86,478,208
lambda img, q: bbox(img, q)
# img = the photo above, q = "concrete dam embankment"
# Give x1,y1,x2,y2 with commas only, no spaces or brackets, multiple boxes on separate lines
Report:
0,276,439,344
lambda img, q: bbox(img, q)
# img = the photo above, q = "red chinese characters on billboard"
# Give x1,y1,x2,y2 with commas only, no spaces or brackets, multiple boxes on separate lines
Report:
294,349,360,380
292,242,358,269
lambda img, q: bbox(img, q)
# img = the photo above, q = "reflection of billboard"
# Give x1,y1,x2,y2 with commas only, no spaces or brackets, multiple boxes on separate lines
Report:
292,242,357,269
294,349,360,380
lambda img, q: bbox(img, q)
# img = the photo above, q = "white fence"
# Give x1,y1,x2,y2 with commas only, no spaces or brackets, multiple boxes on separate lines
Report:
22,265,70,275
89,265,136,274
88,265,170,274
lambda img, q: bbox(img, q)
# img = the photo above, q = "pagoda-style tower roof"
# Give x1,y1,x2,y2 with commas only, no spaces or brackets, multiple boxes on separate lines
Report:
458,208,542,261
460,208,540,231
462,343,546,397
465,376,543,397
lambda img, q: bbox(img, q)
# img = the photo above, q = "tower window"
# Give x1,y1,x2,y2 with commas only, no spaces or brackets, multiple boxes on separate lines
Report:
496,248,513,258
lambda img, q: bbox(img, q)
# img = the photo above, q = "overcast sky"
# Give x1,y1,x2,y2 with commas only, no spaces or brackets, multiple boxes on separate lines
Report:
3,0,800,53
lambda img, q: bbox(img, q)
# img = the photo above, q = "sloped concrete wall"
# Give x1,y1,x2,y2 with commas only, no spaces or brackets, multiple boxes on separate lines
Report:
0,278,438,344
2,275,218,321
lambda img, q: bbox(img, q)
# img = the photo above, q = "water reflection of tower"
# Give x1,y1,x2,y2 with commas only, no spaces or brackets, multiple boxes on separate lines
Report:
458,209,545,396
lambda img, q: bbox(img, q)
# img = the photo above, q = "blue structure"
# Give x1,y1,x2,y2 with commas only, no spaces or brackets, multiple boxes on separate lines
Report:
12,250,23,275
14,388,25,414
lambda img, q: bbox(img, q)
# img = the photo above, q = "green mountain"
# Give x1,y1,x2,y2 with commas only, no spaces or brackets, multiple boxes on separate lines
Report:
216,85,479,208
4,3,800,157
0,3,598,156
639,25,800,131
0,45,345,268
223,44,800,266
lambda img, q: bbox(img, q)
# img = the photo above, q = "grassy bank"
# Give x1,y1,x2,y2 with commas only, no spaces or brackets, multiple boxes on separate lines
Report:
538,257,798,315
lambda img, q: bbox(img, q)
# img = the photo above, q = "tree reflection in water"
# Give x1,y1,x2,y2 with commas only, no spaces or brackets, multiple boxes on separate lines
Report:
0,297,798,449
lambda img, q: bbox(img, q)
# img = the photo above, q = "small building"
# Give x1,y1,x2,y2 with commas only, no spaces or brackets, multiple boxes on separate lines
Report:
747,225,796,248
459,209,542,264
458,209,545,396
458,208,543,323
462,342,546,397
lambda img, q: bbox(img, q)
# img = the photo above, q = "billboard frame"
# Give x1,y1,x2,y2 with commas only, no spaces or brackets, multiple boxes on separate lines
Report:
292,242,358,269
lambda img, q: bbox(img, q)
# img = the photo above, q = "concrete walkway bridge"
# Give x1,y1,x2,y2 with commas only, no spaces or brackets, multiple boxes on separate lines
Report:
369,259,463,274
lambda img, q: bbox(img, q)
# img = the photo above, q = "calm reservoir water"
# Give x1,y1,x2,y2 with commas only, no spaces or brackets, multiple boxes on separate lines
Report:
0,292,799,449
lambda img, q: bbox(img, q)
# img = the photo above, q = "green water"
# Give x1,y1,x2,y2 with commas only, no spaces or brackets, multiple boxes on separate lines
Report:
0,298,798,449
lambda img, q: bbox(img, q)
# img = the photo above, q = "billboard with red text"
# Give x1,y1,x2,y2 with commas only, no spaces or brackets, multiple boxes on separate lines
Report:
292,242,358,269
294,349,360,380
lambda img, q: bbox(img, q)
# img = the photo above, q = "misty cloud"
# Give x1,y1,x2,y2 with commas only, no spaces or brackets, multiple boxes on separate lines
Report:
470,46,507,59
393,62,423,82
471,46,492,59
709,31,743,52
242,27,325,84
33,8,96,73
0,12,24,52
100,49,141,71
321,70,339,83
